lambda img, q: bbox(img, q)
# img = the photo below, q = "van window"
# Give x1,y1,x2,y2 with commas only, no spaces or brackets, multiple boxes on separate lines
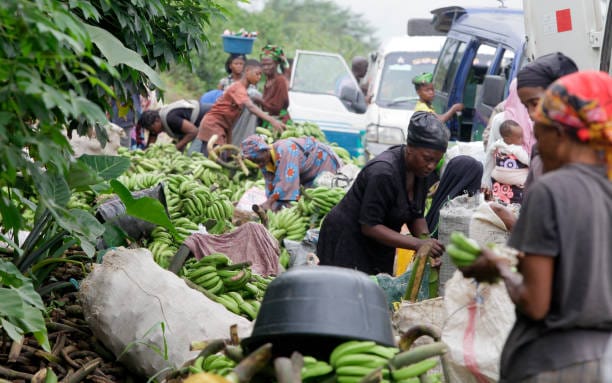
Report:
463,43,497,108
376,52,439,108
292,53,351,95
496,48,516,81
433,38,467,93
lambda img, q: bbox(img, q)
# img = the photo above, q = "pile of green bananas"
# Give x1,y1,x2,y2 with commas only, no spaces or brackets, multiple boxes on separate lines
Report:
329,340,398,383
447,231,481,267
298,186,346,218
255,121,328,143
267,206,309,242
181,253,273,320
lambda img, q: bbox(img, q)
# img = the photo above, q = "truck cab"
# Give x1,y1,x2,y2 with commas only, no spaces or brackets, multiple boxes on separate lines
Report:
431,7,525,142
288,50,367,163
365,35,446,156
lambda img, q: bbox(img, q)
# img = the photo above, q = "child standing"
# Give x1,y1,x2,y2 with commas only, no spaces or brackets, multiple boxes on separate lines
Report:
196,60,284,155
412,72,463,122
485,119,530,204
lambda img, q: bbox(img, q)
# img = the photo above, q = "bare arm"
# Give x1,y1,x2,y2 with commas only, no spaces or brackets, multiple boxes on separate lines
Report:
361,224,423,250
244,99,285,132
437,103,464,123
176,119,198,151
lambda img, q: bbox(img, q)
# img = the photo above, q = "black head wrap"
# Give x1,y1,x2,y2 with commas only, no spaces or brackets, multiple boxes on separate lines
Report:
407,111,450,152
517,52,578,89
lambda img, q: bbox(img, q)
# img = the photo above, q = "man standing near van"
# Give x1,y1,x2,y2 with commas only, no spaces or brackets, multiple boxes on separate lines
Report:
412,72,463,122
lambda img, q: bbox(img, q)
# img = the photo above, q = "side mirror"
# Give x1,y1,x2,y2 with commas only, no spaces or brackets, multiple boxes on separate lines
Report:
481,75,506,107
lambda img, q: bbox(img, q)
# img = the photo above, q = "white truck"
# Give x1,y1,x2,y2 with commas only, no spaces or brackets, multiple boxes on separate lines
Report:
522,0,610,73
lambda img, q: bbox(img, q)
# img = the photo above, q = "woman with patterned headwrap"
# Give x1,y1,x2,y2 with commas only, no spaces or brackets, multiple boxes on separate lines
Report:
240,134,342,211
255,44,291,124
461,71,612,383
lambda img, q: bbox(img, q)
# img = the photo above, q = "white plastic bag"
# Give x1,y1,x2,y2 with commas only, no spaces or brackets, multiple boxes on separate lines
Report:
236,186,267,212
80,248,252,378
441,271,515,383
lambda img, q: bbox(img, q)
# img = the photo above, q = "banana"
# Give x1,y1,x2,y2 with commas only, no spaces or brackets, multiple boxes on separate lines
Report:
216,268,242,279
391,358,438,380
198,253,231,267
330,341,376,366
336,365,386,377
216,294,240,314
335,353,389,368
450,231,481,254
367,345,400,360
301,361,333,380
447,244,478,266
207,277,225,295
239,300,257,320
187,264,217,278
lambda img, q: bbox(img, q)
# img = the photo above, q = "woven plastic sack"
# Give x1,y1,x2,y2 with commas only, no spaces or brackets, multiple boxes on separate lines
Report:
80,247,252,378
392,297,445,336
441,271,515,383
437,193,484,293
469,202,519,248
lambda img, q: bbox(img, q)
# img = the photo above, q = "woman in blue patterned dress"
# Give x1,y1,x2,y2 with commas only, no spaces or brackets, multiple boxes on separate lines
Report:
241,135,343,211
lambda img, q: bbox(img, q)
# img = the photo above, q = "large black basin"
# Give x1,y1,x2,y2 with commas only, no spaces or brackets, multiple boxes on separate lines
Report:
242,266,394,359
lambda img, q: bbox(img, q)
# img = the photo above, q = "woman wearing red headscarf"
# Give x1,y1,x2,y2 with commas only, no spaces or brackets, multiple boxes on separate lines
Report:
255,44,291,124
461,71,612,382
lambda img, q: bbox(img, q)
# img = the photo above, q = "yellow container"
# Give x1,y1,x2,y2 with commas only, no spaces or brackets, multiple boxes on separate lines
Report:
395,248,415,276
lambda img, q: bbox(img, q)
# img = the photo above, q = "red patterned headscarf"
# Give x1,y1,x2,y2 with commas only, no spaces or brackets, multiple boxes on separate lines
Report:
260,44,289,72
535,71,612,179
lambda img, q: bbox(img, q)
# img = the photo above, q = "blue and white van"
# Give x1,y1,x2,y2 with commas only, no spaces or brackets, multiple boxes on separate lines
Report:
430,6,525,142
288,50,367,163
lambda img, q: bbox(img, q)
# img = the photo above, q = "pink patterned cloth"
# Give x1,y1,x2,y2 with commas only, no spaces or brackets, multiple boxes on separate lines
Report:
183,222,280,276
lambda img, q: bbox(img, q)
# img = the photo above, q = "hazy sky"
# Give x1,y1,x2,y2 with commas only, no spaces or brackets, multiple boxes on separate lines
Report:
325,0,523,41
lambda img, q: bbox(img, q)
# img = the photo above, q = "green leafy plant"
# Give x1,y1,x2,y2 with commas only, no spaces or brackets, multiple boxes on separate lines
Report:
0,259,50,351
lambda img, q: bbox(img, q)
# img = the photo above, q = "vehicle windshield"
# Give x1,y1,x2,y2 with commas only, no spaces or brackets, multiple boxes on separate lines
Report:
291,53,354,95
376,52,438,109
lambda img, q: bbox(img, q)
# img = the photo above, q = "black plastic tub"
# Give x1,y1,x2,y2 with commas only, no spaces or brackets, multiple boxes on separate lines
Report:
242,265,394,359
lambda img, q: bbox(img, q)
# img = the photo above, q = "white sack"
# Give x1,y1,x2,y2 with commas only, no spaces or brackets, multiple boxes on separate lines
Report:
441,271,515,383
79,247,252,378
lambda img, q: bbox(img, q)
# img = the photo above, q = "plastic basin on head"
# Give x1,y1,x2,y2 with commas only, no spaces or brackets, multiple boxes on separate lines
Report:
221,35,256,55
241,266,394,359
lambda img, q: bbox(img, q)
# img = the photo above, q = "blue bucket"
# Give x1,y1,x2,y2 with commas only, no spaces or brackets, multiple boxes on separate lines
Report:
222,35,256,55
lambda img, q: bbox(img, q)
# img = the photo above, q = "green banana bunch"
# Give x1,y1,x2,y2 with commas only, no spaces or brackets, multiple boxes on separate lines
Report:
201,353,236,376
267,206,309,242
182,253,271,320
447,231,481,267
329,340,399,382
301,187,346,217
148,240,178,269
301,356,333,381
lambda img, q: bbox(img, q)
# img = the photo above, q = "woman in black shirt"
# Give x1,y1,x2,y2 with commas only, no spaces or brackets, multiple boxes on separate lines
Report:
317,111,447,275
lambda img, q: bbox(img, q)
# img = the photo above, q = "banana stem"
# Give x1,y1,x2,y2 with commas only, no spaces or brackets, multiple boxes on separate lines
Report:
227,343,273,383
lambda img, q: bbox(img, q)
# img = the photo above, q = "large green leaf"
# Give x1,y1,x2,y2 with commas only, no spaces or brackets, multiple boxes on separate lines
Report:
15,305,50,352
0,259,30,287
0,289,23,317
78,155,131,181
85,25,165,90
66,160,104,190
14,282,45,311
110,180,176,234
36,174,71,207
1,318,24,344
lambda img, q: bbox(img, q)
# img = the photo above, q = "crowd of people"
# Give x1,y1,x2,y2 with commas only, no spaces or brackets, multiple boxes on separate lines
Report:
107,39,612,380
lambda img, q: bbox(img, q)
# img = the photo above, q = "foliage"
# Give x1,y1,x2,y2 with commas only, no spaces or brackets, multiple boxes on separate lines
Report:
0,0,222,252
165,0,379,100
0,259,50,351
